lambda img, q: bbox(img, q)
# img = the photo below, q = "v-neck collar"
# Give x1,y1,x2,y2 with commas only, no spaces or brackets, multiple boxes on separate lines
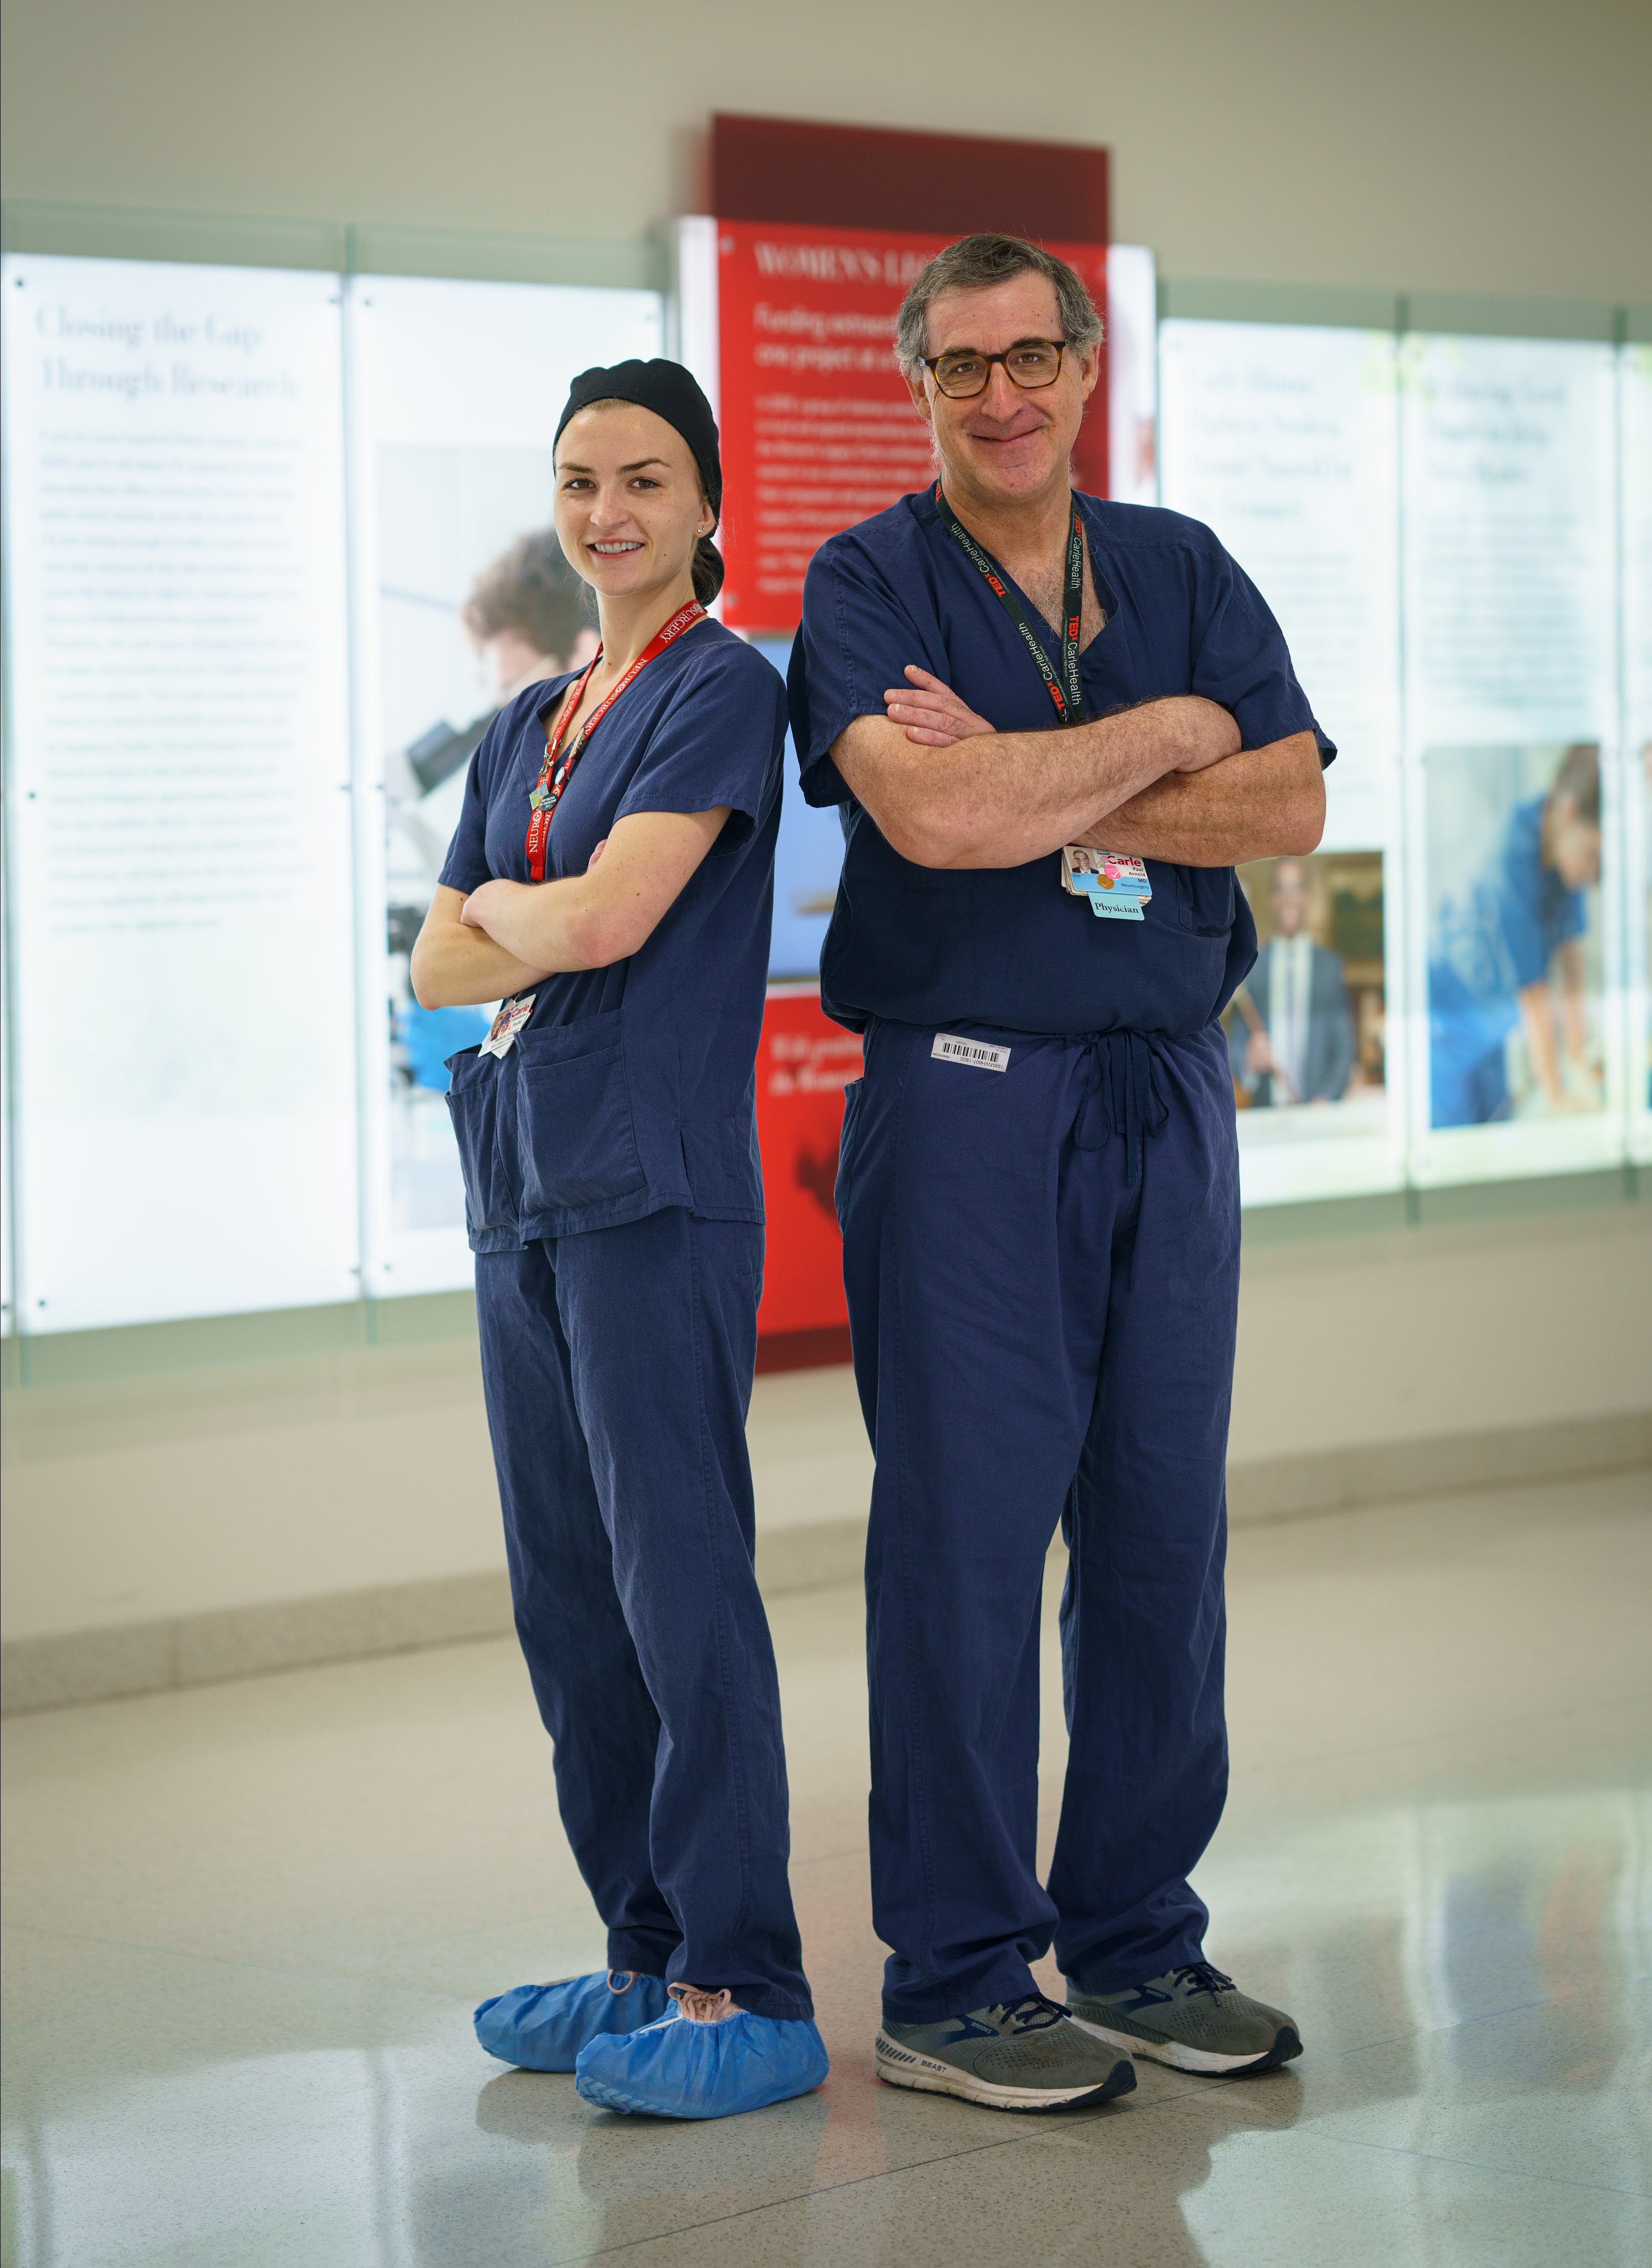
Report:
926,487,1119,664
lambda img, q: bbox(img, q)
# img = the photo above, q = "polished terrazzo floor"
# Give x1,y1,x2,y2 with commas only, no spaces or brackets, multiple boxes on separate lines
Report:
3,1466,1649,2266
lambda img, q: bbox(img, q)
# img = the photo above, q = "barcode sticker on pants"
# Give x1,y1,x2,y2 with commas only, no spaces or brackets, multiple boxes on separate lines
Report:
932,1033,1011,1073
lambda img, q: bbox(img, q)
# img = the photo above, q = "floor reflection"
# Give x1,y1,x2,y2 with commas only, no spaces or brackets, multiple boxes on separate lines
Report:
3,1470,1648,2266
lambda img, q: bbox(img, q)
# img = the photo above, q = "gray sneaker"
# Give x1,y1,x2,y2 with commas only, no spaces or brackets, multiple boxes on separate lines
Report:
1068,1962,1302,2074
876,1992,1136,2112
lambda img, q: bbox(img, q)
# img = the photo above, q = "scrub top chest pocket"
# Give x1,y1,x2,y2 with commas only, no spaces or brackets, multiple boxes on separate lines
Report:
1171,865,1236,938
514,1010,646,1220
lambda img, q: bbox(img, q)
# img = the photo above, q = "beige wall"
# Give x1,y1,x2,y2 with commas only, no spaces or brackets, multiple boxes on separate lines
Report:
5,1200,1648,1647
4,0,1650,301
4,3,1649,1678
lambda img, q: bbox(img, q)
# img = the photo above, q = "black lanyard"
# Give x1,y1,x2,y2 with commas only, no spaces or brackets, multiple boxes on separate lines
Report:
935,484,1088,726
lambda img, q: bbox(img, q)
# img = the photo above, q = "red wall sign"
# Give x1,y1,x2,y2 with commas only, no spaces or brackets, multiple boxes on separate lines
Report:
716,219,1109,635
711,114,1110,245
753,989,861,1367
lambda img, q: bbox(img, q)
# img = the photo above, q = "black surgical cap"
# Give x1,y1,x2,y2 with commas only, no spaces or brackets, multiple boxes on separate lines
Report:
554,359,722,526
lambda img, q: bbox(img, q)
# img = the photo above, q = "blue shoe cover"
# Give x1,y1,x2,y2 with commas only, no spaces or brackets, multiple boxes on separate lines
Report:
474,1969,671,2072
575,2002,830,2119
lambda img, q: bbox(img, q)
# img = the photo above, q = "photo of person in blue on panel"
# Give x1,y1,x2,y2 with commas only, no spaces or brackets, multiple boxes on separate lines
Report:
392,531,599,1097
790,233,1328,2111
1428,743,1604,1128
409,359,827,2121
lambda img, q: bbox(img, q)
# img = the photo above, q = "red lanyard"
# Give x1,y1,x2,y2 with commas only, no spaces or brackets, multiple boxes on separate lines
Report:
524,599,706,880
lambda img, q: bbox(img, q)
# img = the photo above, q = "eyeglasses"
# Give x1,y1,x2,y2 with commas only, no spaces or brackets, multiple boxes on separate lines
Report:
920,339,1069,399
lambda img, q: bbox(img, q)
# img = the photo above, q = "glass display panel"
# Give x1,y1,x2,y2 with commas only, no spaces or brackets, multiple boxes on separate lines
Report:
1106,245,1158,507
2,262,1641,1349
346,274,661,1297
1622,345,1652,1164
2,255,358,1330
749,637,840,981
1225,850,1388,1165
1159,320,1403,1200
1401,334,1624,1181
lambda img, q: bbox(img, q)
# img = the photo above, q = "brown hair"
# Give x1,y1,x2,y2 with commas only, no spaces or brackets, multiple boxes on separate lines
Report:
1551,743,1600,824
895,233,1103,374
689,534,726,607
462,530,590,660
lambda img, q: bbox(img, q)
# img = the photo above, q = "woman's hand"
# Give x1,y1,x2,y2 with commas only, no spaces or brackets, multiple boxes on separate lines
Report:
461,840,605,942
410,884,551,1009
884,666,995,748
441,809,731,981
459,879,516,935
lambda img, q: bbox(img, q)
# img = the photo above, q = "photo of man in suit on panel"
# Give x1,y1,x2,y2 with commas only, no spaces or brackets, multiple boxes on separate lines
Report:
1229,858,1355,1108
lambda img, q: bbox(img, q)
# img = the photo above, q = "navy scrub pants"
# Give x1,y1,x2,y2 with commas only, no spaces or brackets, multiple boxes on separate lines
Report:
473,1205,812,2023
838,1018,1239,2026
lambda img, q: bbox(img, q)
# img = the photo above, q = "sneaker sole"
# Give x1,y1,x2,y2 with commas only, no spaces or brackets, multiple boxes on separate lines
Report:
875,2033,1136,2112
1069,2015,1303,2075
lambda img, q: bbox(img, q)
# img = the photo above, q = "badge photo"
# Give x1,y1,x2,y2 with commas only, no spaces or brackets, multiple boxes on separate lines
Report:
481,993,537,1059
1062,844,1152,918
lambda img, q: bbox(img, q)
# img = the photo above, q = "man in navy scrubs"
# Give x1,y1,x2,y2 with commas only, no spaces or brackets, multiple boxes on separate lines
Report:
790,234,1331,2111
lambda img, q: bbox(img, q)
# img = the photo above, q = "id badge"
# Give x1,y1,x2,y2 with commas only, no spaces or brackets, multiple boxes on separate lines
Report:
1061,845,1152,908
480,993,536,1058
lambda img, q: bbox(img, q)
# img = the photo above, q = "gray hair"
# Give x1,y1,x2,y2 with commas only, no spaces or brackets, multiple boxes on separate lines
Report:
895,233,1104,376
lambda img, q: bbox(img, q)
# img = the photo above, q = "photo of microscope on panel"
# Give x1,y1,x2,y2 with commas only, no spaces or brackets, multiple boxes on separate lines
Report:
385,530,599,1087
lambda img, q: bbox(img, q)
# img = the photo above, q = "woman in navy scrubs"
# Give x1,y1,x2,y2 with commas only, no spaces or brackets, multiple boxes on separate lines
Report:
411,359,826,2121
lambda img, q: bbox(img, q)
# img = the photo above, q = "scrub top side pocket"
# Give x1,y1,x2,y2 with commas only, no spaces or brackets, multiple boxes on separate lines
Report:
515,1010,647,1219
680,1111,762,1220
445,1046,524,1249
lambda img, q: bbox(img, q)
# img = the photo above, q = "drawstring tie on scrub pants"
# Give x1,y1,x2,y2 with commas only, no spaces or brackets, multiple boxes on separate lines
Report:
1073,1031,1168,1183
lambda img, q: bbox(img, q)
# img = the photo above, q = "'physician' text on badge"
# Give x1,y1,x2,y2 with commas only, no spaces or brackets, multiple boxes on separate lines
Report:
932,1033,1011,1074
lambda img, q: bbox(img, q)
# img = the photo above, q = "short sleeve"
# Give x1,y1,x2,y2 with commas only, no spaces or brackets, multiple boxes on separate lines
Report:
436,704,515,894
1190,538,1336,765
1502,877,1583,989
612,644,785,851
790,537,950,807
1495,803,1583,987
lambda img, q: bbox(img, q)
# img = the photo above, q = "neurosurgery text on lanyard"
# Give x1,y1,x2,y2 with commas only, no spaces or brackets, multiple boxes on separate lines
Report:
523,599,706,882
934,484,1147,924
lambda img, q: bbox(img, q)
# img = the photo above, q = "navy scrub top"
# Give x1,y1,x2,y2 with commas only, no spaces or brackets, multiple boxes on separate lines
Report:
789,488,1334,1039
438,619,785,1250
